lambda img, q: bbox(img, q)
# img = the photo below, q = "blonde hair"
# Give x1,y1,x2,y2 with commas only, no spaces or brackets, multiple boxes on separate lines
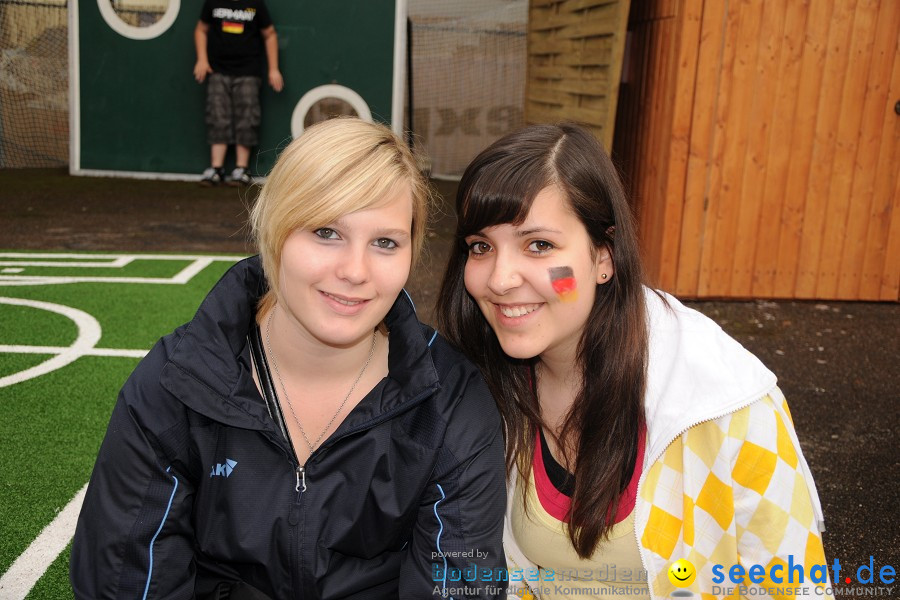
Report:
250,117,429,316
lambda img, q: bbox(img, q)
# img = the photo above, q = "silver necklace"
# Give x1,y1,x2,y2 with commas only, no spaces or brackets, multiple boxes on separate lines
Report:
265,306,377,461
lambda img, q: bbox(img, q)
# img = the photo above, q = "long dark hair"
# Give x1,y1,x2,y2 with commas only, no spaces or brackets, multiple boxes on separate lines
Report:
436,123,649,558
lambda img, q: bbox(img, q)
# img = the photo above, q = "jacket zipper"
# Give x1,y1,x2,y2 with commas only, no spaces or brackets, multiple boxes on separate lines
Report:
267,385,435,598
270,428,305,598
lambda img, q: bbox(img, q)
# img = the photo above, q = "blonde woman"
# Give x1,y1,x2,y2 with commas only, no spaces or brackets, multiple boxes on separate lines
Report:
71,118,506,599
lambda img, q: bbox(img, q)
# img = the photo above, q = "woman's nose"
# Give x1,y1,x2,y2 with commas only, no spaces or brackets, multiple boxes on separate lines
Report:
336,246,369,284
486,252,522,295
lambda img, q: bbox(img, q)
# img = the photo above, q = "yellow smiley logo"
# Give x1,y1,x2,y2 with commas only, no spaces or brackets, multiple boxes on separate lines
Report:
668,559,697,587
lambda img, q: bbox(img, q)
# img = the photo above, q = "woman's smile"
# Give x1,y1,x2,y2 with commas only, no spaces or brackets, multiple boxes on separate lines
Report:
320,290,371,312
495,302,543,320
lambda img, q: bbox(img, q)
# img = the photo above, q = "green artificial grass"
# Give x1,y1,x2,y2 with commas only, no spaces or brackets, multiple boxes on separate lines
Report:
0,304,76,347
0,356,138,573
0,251,240,595
0,258,237,350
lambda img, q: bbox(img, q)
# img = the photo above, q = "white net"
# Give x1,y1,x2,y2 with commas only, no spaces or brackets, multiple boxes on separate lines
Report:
0,0,69,168
407,0,526,178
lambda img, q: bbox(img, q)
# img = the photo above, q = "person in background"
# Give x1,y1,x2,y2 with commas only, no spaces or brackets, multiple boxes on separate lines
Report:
193,0,283,186
70,118,506,599
437,122,832,599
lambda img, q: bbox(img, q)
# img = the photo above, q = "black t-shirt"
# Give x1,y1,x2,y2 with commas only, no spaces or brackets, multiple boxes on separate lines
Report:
200,0,273,77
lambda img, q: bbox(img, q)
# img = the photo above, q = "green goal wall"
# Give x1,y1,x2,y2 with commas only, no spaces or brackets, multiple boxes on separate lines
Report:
70,0,404,179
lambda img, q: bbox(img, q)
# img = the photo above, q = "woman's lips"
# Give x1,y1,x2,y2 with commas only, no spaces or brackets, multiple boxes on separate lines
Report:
320,291,370,314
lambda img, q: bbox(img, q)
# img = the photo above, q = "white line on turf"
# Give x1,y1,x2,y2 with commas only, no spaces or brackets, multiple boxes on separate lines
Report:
0,345,147,358
0,253,245,287
0,257,133,268
172,257,216,284
0,298,101,388
0,484,87,600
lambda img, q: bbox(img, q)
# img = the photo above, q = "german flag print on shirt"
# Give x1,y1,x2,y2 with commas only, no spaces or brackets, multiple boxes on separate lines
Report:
222,21,244,34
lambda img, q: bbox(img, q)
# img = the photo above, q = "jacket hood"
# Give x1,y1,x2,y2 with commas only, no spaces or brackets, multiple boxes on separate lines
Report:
643,288,778,462
159,256,440,433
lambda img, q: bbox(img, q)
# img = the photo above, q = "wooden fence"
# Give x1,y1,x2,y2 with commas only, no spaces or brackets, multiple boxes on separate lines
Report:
614,0,900,301
525,0,631,149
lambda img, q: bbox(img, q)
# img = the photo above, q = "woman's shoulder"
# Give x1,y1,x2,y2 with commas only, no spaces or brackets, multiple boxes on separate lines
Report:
419,324,479,376
686,388,793,448
419,326,501,425
641,287,779,455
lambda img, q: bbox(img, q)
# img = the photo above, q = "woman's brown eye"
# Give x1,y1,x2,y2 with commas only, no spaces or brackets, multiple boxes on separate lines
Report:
468,241,490,255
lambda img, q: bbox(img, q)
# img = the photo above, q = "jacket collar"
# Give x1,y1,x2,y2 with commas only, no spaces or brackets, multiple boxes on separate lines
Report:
160,256,440,432
642,288,777,462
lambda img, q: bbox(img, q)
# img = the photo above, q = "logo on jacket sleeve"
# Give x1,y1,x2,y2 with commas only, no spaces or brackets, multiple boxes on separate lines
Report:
210,458,238,478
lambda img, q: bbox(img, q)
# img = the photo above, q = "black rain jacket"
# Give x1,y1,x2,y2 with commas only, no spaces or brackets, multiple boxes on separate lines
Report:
70,257,506,599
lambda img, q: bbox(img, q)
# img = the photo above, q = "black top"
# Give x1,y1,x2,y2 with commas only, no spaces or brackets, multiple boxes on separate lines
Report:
200,0,272,76
539,426,575,496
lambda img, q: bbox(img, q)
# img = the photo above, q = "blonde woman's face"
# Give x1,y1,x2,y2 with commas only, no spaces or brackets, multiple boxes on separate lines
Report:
278,186,413,350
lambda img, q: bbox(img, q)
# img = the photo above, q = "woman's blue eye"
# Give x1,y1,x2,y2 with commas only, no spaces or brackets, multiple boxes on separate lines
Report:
314,228,339,240
374,238,397,249
467,241,491,255
528,240,553,253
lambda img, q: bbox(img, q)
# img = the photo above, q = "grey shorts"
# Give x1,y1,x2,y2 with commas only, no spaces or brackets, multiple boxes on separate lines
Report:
205,73,262,147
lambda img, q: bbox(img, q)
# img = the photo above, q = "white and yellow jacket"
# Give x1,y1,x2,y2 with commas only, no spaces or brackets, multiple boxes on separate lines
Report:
505,290,833,600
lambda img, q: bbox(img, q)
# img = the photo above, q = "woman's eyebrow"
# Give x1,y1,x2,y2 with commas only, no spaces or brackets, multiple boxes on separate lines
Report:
329,218,410,239
374,228,411,239
516,227,563,237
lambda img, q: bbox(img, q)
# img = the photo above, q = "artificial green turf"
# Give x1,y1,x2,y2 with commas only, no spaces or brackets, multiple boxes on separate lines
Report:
0,253,241,593
0,258,237,350
0,355,136,574
0,304,76,347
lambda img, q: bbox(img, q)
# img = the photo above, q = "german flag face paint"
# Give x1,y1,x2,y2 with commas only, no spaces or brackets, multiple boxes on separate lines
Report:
549,266,577,302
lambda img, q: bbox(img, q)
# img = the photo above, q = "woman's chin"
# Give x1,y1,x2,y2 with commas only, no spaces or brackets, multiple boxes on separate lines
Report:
497,340,541,361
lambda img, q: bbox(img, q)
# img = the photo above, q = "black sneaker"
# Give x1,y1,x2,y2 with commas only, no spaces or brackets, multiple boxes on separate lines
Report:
200,167,224,186
227,167,253,187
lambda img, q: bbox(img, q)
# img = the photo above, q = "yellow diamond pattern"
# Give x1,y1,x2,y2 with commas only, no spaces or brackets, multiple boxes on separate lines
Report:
732,440,777,494
695,472,734,530
641,505,682,560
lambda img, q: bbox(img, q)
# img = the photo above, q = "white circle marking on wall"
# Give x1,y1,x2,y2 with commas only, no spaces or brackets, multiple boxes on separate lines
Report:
97,0,181,41
290,84,373,138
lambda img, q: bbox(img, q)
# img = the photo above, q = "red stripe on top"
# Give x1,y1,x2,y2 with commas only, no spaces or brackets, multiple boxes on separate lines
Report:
532,424,646,524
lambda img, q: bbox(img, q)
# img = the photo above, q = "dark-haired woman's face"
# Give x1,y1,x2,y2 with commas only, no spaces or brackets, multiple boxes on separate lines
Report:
462,186,614,364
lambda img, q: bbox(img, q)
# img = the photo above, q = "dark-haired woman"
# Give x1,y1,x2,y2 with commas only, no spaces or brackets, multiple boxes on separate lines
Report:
437,123,831,599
